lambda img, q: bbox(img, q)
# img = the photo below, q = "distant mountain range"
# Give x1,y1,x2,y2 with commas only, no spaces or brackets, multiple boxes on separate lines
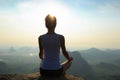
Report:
0,47,120,80
80,48,120,80
80,48,120,64
0,61,8,73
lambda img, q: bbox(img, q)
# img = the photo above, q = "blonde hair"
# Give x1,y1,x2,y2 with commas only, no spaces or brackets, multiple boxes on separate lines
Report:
45,14,56,28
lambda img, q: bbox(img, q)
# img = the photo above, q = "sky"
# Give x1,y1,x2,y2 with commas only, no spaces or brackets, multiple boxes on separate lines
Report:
0,0,120,49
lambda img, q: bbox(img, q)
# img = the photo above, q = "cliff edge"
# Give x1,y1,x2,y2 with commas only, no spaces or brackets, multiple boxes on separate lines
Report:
0,72,84,80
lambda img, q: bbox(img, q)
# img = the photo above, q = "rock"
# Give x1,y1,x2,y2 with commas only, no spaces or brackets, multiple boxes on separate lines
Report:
0,72,84,80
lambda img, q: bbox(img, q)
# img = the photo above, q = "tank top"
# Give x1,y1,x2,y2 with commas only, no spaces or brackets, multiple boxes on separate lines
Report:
40,33,62,70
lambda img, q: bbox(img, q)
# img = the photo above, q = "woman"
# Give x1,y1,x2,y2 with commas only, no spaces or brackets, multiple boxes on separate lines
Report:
38,14,73,77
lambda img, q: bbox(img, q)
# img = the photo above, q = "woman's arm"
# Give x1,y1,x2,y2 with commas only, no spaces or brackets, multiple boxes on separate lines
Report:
60,35,73,62
38,36,44,60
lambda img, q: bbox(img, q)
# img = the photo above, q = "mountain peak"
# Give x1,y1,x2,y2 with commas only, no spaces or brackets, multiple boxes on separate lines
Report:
88,47,100,51
84,47,103,53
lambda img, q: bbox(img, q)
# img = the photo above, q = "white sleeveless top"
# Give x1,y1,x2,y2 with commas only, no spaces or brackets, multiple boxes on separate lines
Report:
40,33,62,70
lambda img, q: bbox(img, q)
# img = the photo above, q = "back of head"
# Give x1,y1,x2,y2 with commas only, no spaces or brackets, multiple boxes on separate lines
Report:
45,14,57,29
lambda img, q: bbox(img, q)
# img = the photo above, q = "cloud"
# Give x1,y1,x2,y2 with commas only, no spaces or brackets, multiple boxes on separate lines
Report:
99,0,120,15
64,0,120,16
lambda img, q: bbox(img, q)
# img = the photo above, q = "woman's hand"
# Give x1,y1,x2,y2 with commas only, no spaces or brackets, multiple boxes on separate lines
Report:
68,57,73,62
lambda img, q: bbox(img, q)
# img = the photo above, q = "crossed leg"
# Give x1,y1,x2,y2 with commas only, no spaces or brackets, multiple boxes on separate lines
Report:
61,60,72,74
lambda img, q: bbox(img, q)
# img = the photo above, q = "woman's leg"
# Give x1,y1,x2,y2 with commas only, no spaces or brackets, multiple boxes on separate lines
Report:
61,60,72,74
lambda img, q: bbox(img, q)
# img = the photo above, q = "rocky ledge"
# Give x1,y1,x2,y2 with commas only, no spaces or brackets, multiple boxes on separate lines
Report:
0,72,84,80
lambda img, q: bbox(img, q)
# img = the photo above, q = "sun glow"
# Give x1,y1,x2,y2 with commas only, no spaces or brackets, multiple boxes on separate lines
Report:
17,1,72,33
1,0,78,47
40,1,71,19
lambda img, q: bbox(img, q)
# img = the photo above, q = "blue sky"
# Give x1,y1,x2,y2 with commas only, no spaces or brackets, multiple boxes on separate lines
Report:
1,0,120,18
0,0,120,49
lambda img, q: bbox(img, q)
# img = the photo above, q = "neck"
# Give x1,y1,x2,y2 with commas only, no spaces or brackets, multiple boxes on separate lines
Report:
47,30,55,34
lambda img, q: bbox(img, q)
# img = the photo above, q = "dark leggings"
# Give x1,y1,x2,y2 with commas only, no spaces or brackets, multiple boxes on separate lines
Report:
40,67,63,77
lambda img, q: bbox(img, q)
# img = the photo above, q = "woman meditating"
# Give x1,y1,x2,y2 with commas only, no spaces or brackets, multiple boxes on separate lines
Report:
38,14,73,77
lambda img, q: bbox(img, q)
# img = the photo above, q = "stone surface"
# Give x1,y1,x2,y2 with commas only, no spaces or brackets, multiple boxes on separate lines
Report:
0,72,84,80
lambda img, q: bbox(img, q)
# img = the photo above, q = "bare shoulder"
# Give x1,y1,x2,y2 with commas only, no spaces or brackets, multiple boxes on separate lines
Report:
38,36,41,40
58,34,64,39
38,34,46,40
58,35,64,43
38,35,44,42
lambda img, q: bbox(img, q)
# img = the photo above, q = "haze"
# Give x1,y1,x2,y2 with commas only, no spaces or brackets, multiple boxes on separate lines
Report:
0,0,120,49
